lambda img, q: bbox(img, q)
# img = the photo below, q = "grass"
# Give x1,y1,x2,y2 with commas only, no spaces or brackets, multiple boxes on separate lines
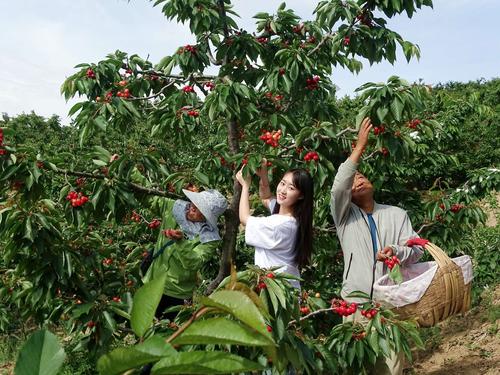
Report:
0,330,95,375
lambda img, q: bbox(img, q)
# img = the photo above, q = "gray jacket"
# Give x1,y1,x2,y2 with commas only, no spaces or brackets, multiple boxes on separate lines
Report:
330,158,423,301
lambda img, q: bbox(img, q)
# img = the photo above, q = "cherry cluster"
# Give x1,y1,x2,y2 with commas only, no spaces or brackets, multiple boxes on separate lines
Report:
102,258,113,266
256,37,268,44
179,107,200,117
255,272,275,292
86,68,96,79
304,151,319,162
343,36,350,46
360,308,378,319
408,118,421,129
204,81,215,91
356,12,373,27
292,24,304,33
148,219,161,229
352,331,367,341
331,299,358,317
259,129,282,148
380,147,389,157
450,203,464,213
117,88,130,98
305,76,320,90
182,85,194,93
264,92,283,101
384,255,400,270
131,211,141,223
0,128,6,156
300,305,311,315
439,202,464,214
179,44,197,54
373,125,386,135
66,191,89,207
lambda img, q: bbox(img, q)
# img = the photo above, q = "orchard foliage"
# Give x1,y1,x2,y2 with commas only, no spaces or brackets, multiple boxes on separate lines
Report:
1,0,498,372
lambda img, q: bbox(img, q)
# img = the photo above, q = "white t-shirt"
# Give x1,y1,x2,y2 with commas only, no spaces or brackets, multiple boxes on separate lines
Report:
245,199,300,289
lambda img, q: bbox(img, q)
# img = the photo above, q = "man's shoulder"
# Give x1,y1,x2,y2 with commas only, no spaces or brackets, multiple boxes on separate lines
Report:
375,203,408,217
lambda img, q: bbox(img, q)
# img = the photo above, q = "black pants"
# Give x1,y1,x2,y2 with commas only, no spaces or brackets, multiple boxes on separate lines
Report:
155,294,184,321
141,295,185,375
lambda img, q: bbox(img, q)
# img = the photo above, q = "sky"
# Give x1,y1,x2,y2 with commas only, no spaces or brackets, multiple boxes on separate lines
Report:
0,0,498,123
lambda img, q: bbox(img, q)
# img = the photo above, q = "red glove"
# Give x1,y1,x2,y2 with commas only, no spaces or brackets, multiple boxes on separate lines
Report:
406,238,429,247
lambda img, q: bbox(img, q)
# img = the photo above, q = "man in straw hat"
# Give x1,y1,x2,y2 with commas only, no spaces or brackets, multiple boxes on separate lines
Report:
330,118,424,375
142,186,228,318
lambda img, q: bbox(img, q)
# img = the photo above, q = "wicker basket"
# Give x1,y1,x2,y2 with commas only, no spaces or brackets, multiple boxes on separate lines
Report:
394,242,471,327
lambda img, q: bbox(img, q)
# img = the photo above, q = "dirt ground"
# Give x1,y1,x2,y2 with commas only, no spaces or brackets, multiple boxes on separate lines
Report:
406,286,500,375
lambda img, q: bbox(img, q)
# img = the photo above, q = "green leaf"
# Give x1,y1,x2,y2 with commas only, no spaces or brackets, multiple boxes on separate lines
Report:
378,337,391,357
172,317,271,346
152,351,264,374
14,330,66,375
368,330,379,355
94,116,108,131
388,264,403,284
201,290,274,344
122,99,142,118
376,106,389,123
92,159,108,167
265,278,286,309
24,216,34,242
68,102,83,116
390,97,403,121
355,106,370,128
193,170,209,186
131,273,166,337
391,325,402,354
97,335,176,375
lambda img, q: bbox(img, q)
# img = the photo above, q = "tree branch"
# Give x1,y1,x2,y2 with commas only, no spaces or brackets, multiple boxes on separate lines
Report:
52,168,181,199
217,0,231,66
288,307,335,326
128,81,176,101
417,222,436,234
308,33,335,56
166,306,213,344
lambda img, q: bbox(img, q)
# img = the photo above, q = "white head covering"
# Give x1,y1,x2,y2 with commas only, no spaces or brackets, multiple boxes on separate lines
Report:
181,189,228,230
171,189,227,243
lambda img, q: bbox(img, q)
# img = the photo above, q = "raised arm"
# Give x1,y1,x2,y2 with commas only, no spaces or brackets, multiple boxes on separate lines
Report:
255,158,274,210
235,167,252,226
330,118,372,226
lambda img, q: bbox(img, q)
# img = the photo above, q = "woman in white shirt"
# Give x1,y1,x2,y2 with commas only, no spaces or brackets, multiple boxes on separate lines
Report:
236,160,314,289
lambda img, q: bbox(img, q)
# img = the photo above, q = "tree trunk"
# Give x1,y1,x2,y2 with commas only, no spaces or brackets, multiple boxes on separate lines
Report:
206,118,240,294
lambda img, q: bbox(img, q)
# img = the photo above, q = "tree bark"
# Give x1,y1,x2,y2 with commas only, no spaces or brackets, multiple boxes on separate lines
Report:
206,118,241,294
